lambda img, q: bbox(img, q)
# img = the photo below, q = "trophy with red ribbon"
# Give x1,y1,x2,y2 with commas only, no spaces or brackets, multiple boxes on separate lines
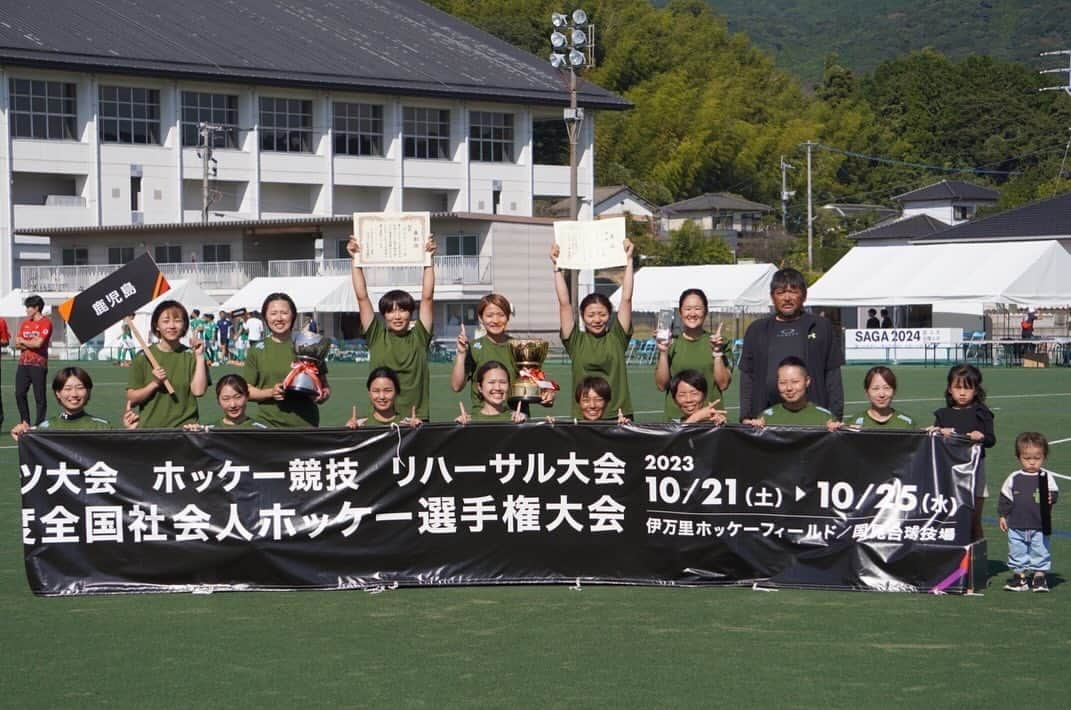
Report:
508,338,560,404
283,331,332,398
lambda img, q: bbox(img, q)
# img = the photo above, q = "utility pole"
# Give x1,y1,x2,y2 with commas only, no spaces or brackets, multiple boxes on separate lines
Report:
199,122,220,224
805,141,814,271
779,155,795,229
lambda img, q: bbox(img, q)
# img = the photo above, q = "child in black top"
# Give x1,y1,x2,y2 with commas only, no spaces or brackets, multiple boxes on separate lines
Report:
998,432,1059,592
930,364,995,541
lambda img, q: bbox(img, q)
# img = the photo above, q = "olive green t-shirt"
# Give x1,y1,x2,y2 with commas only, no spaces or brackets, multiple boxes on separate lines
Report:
848,409,916,429
471,408,516,422
364,413,404,427
564,318,633,419
243,336,321,428
464,336,518,409
209,417,269,429
761,402,834,427
37,412,110,430
663,331,729,421
127,344,203,428
365,317,431,420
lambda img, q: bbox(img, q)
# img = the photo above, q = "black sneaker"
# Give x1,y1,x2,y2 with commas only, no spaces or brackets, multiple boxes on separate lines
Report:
1004,573,1029,592
1032,574,1050,593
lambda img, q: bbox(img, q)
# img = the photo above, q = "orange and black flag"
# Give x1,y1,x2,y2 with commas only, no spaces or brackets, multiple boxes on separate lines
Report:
58,253,171,342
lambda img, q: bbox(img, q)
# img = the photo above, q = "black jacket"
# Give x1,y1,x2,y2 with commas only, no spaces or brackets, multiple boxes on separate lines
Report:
738,311,845,420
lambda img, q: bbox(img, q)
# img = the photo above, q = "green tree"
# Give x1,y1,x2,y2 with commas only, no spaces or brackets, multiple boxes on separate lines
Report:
662,220,734,265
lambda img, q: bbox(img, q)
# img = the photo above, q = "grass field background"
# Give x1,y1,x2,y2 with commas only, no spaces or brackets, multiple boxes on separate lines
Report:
2,361,1070,706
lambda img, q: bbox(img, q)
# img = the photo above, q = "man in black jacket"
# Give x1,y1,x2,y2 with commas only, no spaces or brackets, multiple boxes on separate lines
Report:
739,268,844,420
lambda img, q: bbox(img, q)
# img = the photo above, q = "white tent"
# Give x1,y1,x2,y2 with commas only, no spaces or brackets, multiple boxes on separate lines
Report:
0,289,52,317
101,279,219,349
807,241,1071,307
218,276,358,314
609,264,777,312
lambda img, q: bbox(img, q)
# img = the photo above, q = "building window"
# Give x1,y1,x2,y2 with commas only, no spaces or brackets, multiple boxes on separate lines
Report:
154,245,182,263
445,234,478,257
108,246,135,265
953,205,974,221
334,102,383,156
259,97,313,153
181,92,240,148
445,303,479,327
99,86,160,144
61,247,89,266
469,111,514,162
9,79,77,140
202,244,232,262
403,107,450,159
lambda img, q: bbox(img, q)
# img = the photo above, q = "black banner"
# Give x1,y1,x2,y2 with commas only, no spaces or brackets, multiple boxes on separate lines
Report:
19,425,981,595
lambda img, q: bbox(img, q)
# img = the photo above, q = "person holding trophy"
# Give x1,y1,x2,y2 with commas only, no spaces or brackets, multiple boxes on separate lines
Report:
654,288,732,422
450,293,557,412
243,292,331,428
551,238,635,420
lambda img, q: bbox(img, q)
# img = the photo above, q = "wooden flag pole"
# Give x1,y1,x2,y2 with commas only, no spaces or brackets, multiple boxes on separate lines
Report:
124,315,175,394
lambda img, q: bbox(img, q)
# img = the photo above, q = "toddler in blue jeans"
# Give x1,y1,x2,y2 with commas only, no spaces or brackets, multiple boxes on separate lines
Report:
999,432,1059,592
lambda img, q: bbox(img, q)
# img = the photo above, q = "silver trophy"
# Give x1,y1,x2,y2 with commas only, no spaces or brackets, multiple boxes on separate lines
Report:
284,331,333,398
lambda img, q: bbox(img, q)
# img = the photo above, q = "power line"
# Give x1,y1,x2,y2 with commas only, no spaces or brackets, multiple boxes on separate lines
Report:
804,142,1021,176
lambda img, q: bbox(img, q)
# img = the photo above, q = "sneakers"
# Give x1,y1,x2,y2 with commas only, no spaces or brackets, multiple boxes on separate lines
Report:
1032,574,1050,593
1004,573,1029,592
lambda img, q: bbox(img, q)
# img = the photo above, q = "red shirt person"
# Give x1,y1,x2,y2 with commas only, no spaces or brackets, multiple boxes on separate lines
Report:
0,318,9,426
15,295,53,425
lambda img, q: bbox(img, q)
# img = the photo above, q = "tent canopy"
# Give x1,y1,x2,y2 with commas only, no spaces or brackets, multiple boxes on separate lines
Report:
807,241,1071,307
609,264,777,312
0,288,51,317
219,276,358,314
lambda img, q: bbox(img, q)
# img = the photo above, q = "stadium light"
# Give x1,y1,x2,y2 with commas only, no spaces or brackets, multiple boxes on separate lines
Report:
547,8,594,222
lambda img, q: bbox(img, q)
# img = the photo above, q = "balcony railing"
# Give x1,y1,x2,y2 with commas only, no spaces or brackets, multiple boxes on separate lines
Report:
19,261,268,293
267,256,492,285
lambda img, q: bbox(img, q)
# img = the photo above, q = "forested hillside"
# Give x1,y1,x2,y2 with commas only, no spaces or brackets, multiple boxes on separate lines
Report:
696,0,1071,85
431,0,1071,231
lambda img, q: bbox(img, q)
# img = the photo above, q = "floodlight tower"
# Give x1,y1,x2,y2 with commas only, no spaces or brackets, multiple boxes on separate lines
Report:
1040,50,1071,96
549,9,594,221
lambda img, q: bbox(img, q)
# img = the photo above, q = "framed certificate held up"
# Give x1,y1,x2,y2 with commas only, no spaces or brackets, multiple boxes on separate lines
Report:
352,212,432,267
553,216,627,270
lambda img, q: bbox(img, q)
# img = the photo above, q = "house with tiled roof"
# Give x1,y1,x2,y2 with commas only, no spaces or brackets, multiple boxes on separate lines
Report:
894,180,999,225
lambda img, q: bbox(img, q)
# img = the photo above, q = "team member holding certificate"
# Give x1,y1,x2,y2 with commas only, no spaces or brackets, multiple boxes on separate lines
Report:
348,215,436,421
551,233,635,420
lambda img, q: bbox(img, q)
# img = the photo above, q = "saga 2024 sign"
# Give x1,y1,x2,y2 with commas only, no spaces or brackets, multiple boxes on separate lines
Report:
845,328,963,362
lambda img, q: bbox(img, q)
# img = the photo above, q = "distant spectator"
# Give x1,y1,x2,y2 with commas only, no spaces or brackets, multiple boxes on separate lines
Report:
880,308,893,329
245,311,264,346
0,317,9,427
15,295,53,426
865,308,880,329
217,311,232,362
1021,308,1038,340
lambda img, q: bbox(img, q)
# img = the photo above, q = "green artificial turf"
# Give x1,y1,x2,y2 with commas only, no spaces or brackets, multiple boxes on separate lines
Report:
2,361,1069,707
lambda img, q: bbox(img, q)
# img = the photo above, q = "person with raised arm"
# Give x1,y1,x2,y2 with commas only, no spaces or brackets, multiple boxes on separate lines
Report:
348,234,436,421
551,239,635,420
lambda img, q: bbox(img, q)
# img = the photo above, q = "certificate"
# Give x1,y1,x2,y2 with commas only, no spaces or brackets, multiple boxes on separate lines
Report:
553,217,627,270
352,212,432,267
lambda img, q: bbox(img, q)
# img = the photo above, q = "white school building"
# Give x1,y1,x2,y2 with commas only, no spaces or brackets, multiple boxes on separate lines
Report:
0,0,629,342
